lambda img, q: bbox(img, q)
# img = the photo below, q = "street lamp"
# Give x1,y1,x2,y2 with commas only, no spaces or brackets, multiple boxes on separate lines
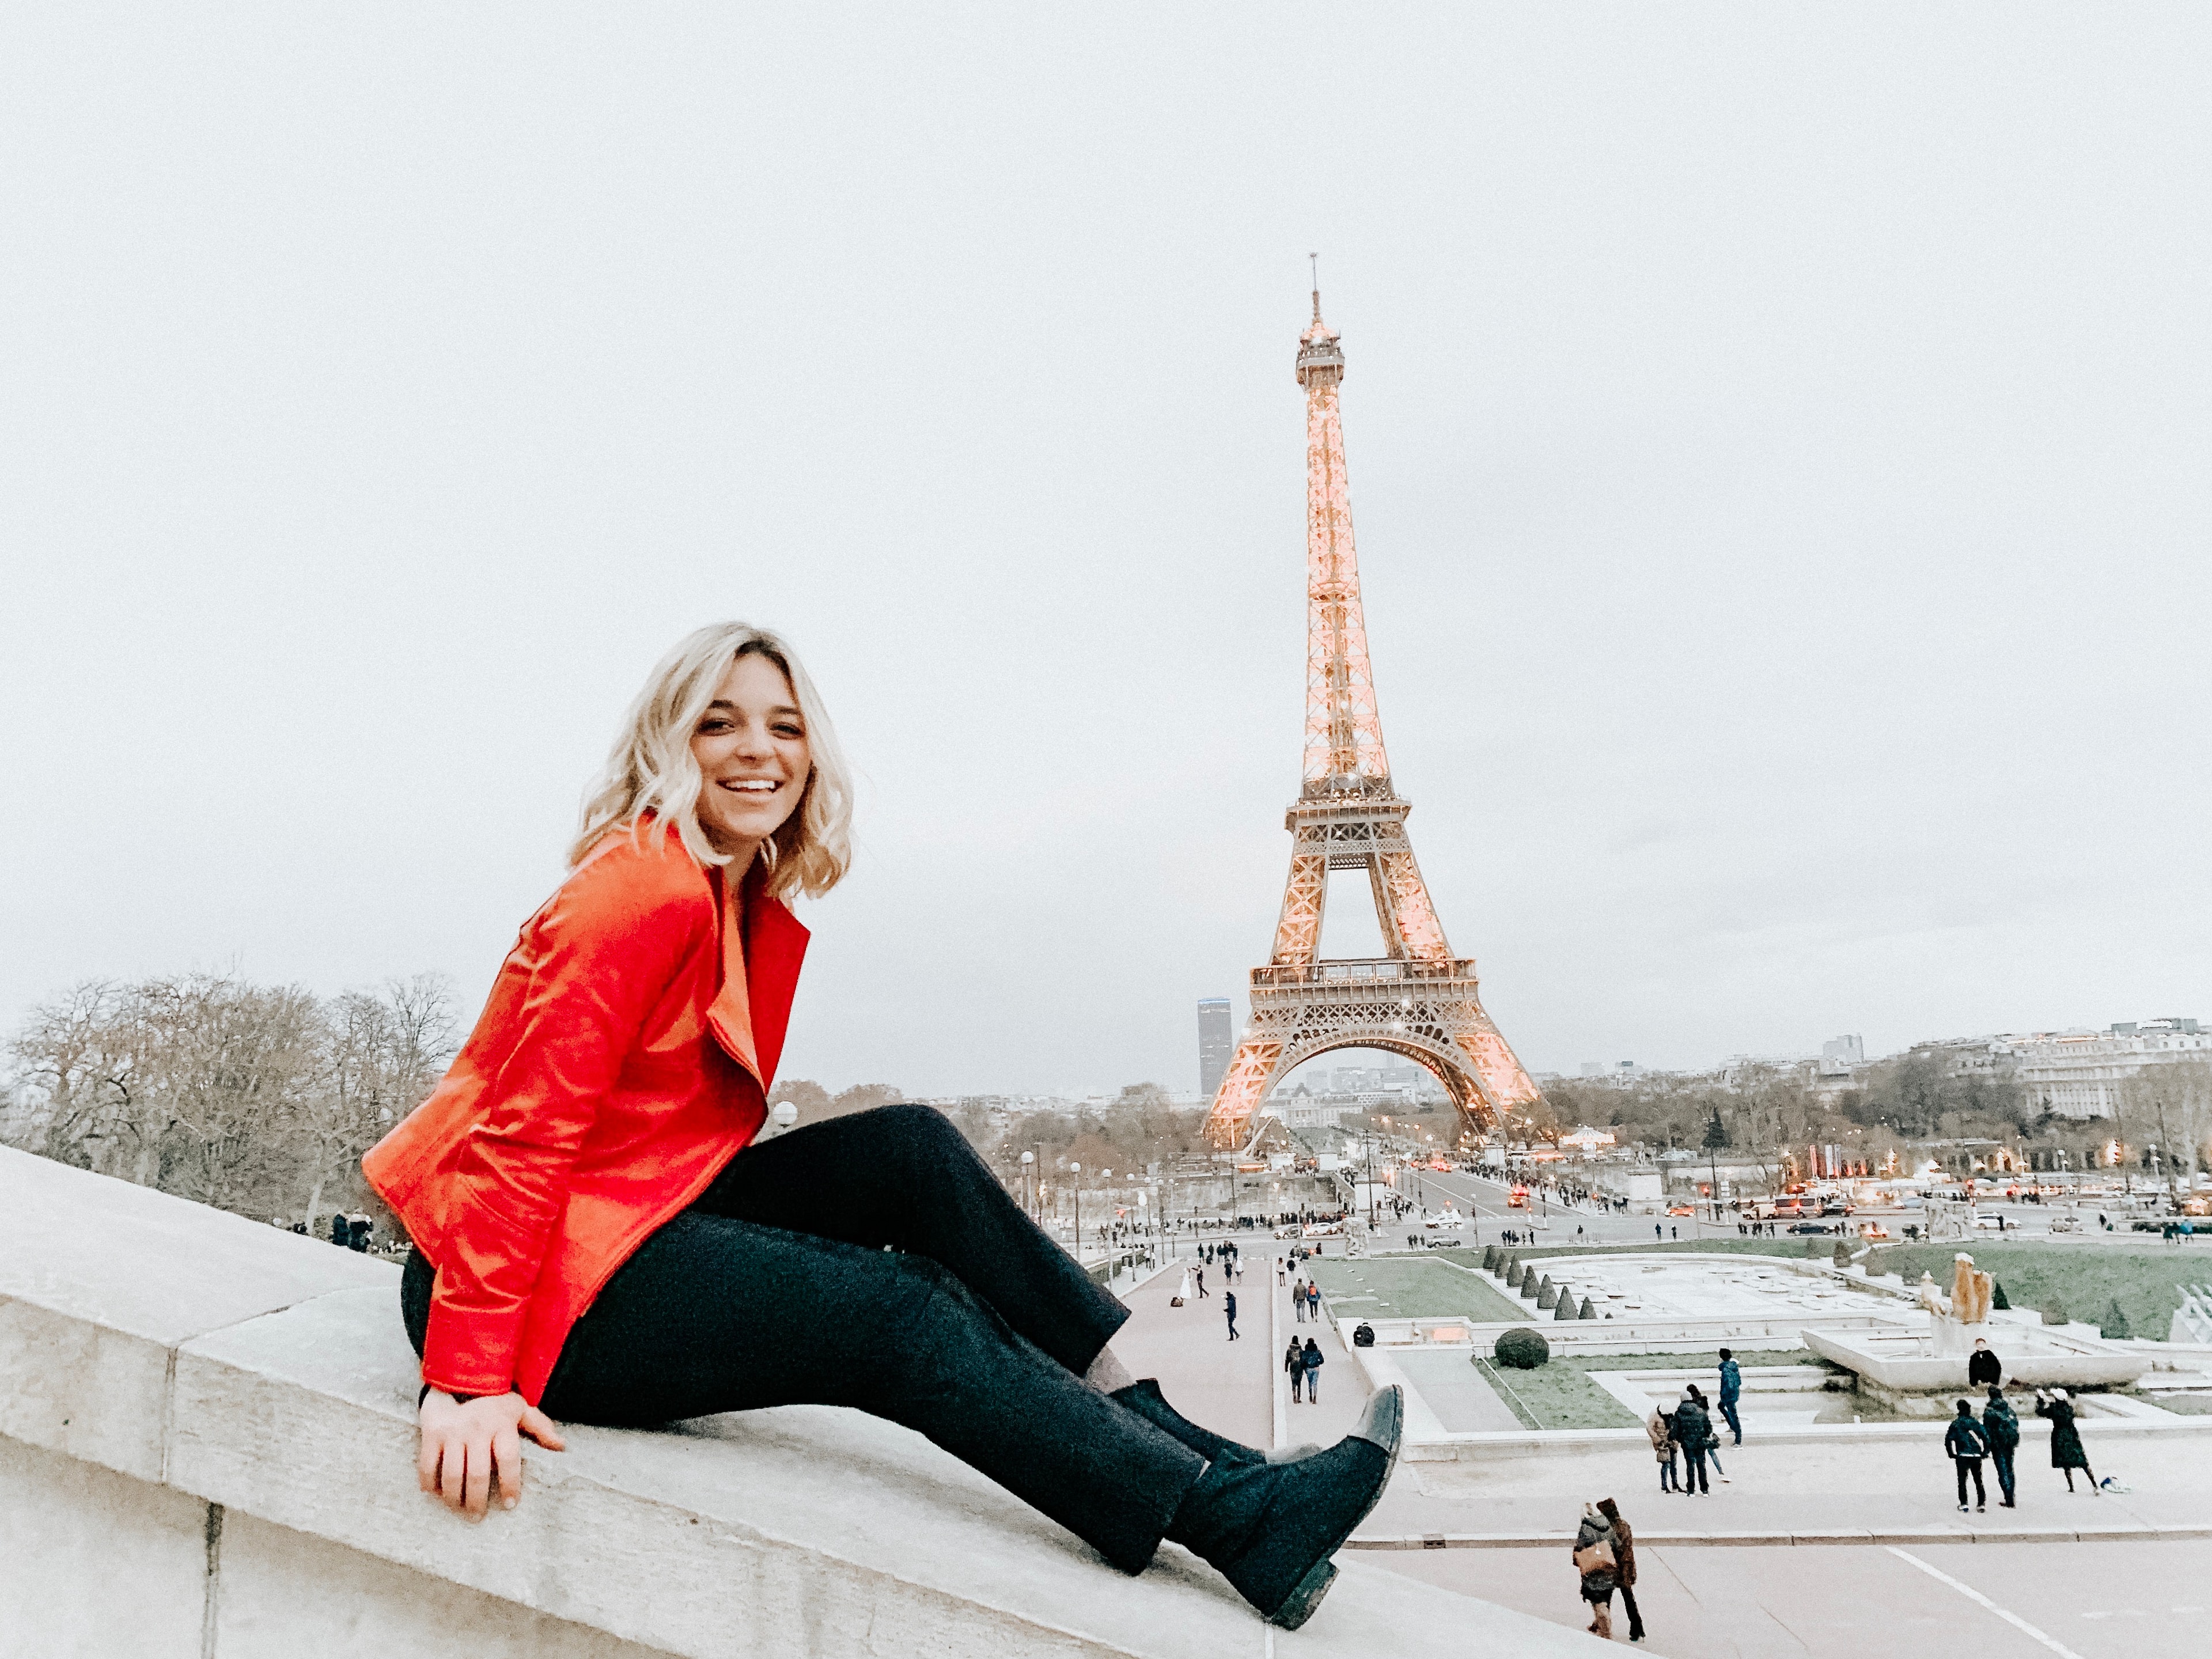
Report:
1071,1162,1082,1256
1020,1150,1035,1221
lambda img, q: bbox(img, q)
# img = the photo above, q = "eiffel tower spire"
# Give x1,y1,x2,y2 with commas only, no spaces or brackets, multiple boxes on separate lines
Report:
1203,285,1539,1150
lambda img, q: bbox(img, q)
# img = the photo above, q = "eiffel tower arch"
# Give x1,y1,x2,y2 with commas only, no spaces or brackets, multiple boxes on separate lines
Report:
1203,278,1541,1149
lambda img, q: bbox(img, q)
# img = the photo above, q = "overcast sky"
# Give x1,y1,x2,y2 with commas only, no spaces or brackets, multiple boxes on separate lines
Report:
3,8,2207,1100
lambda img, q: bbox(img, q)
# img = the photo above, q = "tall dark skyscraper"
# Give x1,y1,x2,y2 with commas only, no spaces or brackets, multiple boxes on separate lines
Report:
1198,998,1233,1101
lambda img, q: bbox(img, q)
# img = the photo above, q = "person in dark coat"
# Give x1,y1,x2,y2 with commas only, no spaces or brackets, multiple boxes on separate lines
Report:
1301,1336,1324,1404
1982,1387,2021,1508
1967,1338,2002,1388
2035,1388,2099,1493
1717,1348,1743,1445
1285,1337,1305,1402
1687,1384,1730,1482
1596,1497,1645,1643
1944,1398,1989,1511
1571,1502,1618,1639
1671,1392,1712,1495
1224,1289,1239,1340
1195,1266,1209,1299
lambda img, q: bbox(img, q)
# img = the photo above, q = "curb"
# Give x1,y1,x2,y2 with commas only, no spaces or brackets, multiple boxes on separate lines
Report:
1347,1522,2212,1550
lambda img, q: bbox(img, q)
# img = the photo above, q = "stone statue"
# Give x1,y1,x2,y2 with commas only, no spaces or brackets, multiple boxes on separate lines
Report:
1920,1253,1995,1355
1952,1252,1994,1325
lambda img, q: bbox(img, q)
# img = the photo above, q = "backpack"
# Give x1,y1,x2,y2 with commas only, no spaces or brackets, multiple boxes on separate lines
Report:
1353,1321,1376,1347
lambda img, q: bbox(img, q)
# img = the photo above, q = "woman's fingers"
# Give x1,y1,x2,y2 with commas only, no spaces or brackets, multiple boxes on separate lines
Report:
439,1433,468,1512
493,1422,523,1509
418,1425,442,1494
520,1404,566,1451
464,1429,494,1518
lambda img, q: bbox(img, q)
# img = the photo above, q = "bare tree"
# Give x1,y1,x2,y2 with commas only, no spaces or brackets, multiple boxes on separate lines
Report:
3,979,140,1169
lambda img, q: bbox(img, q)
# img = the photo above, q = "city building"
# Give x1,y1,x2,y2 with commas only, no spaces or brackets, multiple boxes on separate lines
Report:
1819,1035,1865,1075
1559,1126,1618,1154
2013,1018,2210,1120
1196,998,1233,1101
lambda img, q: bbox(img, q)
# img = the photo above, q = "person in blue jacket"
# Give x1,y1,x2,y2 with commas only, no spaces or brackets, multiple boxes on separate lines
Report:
1945,1399,1990,1512
1716,1347,1743,1445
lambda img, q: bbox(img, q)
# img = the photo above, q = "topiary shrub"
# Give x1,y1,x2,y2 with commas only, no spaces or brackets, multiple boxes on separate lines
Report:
1521,1268,1541,1300
1505,1260,1524,1289
1578,1296,1597,1320
2041,1300,2069,1327
2102,1298,2131,1339
1992,1280,2010,1311
1832,1240,1852,1268
1537,1279,1559,1310
1554,1290,1578,1320
1493,1327,1550,1369
1483,1245,1501,1271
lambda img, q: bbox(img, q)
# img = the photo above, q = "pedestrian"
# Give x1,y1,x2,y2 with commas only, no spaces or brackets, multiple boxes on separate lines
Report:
1173,1268,1193,1306
1293,1278,1307,1322
1687,1385,1730,1482
1967,1338,2001,1388
1717,1347,1743,1445
1596,1498,1645,1643
1225,1289,1239,1341
1571,1502,1618,1640
1302,1337,1324,1404
1654,1223,1662,1241
1672,1392,1711,1495
1983,1387,2020,1508
1286,1337,1305,1403
2035,1388,2099,1493
1196,1266,1209,1299
1646,1406,1679,1494
1945,1397,1989,1512
1278,1257,1287,1287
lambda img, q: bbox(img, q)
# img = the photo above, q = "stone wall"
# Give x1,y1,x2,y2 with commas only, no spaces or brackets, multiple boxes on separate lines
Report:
0,1147,1601,1656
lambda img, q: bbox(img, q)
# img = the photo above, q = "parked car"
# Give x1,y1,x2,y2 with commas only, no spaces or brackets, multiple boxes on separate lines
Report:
2048,1215,2080,1234
1974,1214,2007,1230
1666,1205,1695,1217
1787,1221,1836,1235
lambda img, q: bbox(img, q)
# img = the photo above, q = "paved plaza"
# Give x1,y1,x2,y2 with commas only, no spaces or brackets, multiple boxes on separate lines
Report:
1115,1231,2212,1655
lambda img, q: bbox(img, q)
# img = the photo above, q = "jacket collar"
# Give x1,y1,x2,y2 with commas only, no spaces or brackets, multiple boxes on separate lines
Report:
706,854,809,1088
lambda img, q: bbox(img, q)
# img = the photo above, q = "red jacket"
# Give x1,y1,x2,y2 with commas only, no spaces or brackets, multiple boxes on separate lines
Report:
362,824,808,1403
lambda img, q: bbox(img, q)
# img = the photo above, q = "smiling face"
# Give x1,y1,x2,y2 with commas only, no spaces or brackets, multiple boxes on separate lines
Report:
689,650,812,863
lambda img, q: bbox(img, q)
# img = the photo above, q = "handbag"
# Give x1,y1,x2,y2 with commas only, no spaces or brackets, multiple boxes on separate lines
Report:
1573,1538,1616,1576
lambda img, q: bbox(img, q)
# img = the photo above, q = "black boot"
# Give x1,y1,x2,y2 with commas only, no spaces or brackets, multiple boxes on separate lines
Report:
1111,1378,1320,1465
1165,1385,1403,1630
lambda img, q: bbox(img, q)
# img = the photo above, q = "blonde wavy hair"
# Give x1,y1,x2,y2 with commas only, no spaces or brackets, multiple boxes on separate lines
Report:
570,623,853,899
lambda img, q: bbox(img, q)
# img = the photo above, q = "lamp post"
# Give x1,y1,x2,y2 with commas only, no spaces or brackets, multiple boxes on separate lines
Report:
1020,1150,1035,1222
1070,1163,1082,1256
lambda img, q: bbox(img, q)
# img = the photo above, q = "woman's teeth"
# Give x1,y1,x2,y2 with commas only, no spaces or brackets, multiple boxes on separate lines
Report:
726,779,779,793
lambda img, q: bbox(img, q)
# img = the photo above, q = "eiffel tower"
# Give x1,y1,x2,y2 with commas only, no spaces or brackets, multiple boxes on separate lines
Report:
1202,276,1540,1150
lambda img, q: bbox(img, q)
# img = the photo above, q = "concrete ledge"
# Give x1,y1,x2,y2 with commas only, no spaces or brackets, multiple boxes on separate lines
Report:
1347,1522,2212,1549
0,1148,1605,1656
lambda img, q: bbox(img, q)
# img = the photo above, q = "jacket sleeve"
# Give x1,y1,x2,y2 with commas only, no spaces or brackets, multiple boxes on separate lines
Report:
419,853,709,1396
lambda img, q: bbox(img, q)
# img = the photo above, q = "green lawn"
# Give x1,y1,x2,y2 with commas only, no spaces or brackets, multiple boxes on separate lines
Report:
1863,1242,2202,1340
1471,1354,1637,1429
1308,1256,1527,1323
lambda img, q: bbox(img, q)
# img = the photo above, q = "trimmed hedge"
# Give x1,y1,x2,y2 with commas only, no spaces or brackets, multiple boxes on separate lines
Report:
1494,1327,1551,1369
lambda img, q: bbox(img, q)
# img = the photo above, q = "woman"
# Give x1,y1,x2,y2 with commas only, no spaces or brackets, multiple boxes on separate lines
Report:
1570,1501,1618,1639
1686,1384,1730,1483
1646,1405,1678,1494
1301,1336,1325,1404
1286,1336,1306,1404
362,623,1402,1631
1596,1497,1644,1643
2035,1388,2098,1494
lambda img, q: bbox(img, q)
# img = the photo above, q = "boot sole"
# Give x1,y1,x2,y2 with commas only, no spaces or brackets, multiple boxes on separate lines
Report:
1268,1556,1339,1630
1262,1387,1405,1630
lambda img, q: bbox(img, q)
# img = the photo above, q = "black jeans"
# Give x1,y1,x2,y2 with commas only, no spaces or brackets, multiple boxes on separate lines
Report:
1681,1445,1709,1494
1991,1447,2016,1505
1619,1582,1645,1641
402,1104,1206,1572
1955,1456,1986,1507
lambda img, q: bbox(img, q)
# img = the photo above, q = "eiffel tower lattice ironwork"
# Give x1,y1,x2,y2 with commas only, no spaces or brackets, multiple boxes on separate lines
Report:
1202,279,1541,1150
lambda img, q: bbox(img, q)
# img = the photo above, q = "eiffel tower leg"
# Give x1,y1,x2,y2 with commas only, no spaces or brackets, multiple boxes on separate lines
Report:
1270,844,1328,964
1203,1035,1283,1147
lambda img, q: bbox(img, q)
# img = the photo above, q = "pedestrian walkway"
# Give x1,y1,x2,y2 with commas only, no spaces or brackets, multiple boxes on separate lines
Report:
1111,1253,1273,1452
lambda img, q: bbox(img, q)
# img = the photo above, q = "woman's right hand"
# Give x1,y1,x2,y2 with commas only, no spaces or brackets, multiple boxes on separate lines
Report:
418,1389,567,1520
